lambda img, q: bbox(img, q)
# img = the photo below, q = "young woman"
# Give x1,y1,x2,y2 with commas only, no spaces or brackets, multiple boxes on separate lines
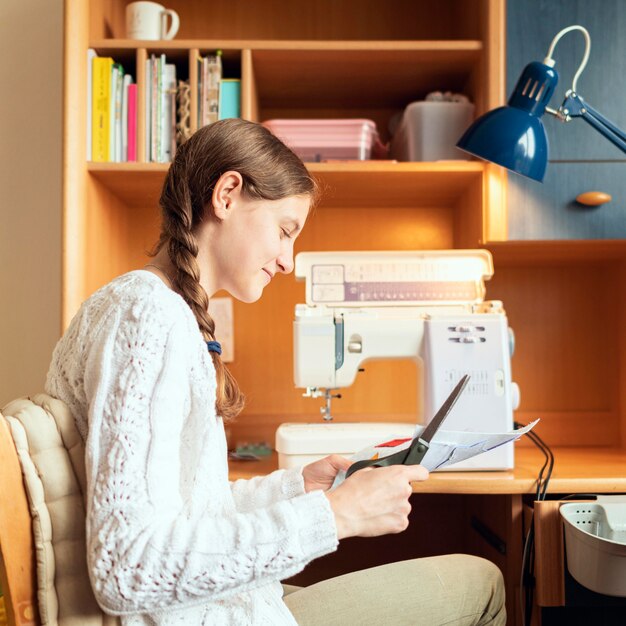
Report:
46,119,505,625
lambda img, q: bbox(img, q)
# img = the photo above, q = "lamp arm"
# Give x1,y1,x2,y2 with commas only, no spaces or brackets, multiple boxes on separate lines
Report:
560,92,626,154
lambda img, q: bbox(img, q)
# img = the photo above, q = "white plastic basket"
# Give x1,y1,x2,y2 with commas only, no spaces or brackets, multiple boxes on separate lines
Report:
560,496,626,597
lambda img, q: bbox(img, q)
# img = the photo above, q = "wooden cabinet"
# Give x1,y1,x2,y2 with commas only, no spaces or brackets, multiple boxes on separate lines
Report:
508,162,626,239
507,0,626,162
64,0,506,443
494,0,626,457
506,0,626,241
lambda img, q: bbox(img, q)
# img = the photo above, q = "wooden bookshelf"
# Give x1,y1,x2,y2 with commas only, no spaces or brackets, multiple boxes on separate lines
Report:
65,0,626,461
63,3,626,622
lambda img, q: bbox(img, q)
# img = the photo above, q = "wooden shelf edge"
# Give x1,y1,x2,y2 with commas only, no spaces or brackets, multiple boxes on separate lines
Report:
90,39,484,52
229,446,626,493
486,239,626,264
88,161,485,175
87,161,485,209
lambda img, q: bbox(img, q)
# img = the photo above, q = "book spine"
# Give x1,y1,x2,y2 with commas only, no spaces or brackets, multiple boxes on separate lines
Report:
151,55,158,162
86,49,97,160
219,79,241,120
127,83,137,162
91,57,113,162
204,54,221,125
197,55,203,128
162,64,177,162
156,54,164,162
145,58,151,161
114,66,124,162
202,56,208,126
121,74,132,161
109,65,118,161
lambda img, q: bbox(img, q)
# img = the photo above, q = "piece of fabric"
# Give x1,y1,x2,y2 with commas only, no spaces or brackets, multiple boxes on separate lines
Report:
45,270,338,625
284,554,506,626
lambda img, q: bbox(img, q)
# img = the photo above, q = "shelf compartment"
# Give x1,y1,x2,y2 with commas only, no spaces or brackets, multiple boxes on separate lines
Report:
87,161,484,209
251,43,481,108
89,1,485,42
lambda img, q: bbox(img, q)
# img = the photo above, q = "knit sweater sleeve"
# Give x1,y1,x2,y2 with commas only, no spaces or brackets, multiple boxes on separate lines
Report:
83,297,338,615
229,468,307,513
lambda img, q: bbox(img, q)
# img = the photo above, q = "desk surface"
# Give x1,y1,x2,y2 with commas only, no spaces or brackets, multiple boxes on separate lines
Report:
228,446,626,494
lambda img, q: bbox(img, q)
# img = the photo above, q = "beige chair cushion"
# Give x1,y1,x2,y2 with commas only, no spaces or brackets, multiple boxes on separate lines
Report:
1,394,119,626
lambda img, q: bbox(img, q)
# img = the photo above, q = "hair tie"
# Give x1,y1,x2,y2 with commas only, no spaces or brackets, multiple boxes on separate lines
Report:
206,340,222,355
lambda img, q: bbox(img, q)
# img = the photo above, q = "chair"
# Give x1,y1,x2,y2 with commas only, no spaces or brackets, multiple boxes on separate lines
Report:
0,395,118,626
0,408,37,625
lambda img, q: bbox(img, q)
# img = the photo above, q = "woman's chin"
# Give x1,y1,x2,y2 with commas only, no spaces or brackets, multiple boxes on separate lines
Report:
227,285,264,304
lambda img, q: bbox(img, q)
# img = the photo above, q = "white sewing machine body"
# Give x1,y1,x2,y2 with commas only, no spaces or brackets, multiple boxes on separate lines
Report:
276,250,520,471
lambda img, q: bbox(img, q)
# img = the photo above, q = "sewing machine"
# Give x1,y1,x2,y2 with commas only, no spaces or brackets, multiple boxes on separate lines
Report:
275,250,520,471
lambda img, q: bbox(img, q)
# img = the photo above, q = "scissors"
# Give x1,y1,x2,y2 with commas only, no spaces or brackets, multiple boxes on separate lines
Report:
345,374,470,478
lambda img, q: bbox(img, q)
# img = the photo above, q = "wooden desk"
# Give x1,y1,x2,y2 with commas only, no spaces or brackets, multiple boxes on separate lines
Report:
229,446,626,494
229,446,626,626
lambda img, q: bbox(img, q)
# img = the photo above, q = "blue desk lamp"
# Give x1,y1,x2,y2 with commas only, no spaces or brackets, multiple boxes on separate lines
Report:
457,25,626,182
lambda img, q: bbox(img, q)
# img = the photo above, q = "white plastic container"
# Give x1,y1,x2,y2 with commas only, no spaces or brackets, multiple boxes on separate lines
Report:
390,101,475,162
560,497,626,596
262,119,379,162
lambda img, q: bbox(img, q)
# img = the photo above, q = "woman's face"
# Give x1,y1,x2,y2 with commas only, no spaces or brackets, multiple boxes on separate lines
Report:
207,192,311,303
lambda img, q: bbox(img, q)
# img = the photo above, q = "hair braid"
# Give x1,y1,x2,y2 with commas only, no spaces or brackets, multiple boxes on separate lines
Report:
151,118,317,421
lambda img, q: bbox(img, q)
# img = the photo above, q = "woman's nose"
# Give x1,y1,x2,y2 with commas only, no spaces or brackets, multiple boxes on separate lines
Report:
277,248,294,274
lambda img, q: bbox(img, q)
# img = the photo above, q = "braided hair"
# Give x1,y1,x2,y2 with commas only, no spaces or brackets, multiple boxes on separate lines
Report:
151,118,317,421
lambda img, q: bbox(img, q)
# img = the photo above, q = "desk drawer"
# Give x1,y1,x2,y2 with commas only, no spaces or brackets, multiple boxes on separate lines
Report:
508,162,626,239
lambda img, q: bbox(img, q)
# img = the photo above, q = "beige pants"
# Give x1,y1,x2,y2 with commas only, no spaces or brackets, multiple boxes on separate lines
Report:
283,554,506,626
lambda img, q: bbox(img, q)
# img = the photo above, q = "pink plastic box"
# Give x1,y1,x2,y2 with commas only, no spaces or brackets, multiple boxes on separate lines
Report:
262,119,380,162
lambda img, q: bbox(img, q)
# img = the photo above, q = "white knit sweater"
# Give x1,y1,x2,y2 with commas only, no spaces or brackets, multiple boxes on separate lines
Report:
45,270,338,625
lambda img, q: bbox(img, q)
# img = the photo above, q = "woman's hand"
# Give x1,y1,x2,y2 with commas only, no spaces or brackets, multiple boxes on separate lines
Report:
325,464,429,540
302,454,353,493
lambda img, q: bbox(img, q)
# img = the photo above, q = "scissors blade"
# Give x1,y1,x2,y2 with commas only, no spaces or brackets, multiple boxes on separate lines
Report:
418,374,470,446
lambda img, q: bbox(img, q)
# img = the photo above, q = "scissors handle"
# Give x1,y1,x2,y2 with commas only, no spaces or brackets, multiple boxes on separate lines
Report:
345,439,428,479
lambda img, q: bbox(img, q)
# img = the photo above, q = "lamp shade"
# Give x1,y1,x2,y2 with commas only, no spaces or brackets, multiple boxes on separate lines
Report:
457,61,559,182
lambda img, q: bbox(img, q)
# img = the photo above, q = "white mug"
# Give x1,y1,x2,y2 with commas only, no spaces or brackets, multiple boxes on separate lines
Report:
125,1,180,40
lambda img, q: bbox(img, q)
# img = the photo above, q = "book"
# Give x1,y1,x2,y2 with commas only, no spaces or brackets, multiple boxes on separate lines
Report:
114,66,124,162
161,63,177,162
198,52,222,127
127,83,137,161
86,48,97,160
91,56,113,162
205,53,221,125
121,74,132,161
151,55,159,162
219,79,241,120
145,58,151,161
156,55,164,162
109,64,118,161
198,54,205,125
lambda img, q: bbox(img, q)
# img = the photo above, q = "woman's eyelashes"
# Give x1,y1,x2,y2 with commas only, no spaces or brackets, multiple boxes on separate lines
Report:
281,227,293,240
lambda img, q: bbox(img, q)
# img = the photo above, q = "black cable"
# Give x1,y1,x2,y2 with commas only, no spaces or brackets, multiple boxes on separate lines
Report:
527,429,554,500
514,421,554,626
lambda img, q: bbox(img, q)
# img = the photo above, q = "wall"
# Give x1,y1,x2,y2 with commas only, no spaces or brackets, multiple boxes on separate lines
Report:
0,0,63,403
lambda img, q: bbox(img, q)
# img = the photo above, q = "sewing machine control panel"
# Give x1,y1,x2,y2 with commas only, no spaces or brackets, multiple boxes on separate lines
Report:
296,250,494,307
